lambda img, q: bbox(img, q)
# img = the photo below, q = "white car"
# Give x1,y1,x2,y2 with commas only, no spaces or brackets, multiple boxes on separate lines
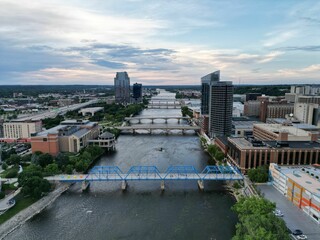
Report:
296,235,308,240
273,209,284,217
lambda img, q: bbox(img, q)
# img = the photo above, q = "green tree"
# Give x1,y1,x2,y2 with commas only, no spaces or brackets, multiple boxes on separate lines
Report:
65,164,74,174
38,153,53,168
2,162,8,170
44,163,60,175
6,154,22,165
248,166,269,183
55,153,70,169
232,197,289,240
5,168,18,178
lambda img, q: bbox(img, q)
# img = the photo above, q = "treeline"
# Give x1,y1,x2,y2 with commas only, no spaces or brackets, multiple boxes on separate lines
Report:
0,85,114,98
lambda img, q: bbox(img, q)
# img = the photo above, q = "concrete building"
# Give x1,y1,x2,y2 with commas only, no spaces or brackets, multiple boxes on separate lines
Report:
209,81,233,137
253,124,319,142
31,120,100,155
201,70,220,115
294,103,320,126
244,100,261,117
3,120,42,139
88,131,116,150
226,137,320,172
270,163,320,224
232,120,261,137
114,72,130,104
290,85,320,96
298,95,320,105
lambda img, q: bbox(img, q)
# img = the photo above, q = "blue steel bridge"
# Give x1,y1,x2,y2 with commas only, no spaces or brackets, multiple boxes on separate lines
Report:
46,165,243,182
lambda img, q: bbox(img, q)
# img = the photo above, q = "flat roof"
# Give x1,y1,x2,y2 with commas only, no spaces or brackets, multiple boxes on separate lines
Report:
272,164,320,197
254,124,310,137
228,137,270,149
264,141,320,149
233,120,261,129
72,128,90,138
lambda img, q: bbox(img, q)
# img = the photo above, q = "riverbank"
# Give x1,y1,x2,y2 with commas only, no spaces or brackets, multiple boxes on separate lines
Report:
0,183,70,239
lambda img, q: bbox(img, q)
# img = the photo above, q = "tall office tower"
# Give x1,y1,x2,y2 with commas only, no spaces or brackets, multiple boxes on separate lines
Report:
201,70,220,114
133,83,142,100
114,72,130,104
209,81,233,137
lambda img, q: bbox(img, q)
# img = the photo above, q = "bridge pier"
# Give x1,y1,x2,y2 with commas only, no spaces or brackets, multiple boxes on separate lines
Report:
151,119,154,123
121,180,127,191
178,119,180,123
197,180,204,191
164,119,167,124
81,180,90,192
161,180,165,191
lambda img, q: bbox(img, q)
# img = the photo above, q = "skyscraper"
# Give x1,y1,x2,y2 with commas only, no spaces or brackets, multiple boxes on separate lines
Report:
201,71,220,114
114,72,130,104
209,81,233,137
133,83,142,100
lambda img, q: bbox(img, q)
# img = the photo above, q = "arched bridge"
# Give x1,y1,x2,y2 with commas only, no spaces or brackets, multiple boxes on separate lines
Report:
124,116,190,124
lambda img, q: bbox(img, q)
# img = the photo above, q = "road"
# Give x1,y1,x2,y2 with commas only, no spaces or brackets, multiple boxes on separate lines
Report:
258,185,320,240
17,99,99,121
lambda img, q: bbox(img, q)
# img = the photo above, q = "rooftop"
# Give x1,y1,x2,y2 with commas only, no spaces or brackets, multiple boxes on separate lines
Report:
254,124,310,137
272,164,320,197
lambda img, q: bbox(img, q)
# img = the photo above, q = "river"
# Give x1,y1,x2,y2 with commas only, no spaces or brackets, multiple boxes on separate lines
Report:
5,90,237,240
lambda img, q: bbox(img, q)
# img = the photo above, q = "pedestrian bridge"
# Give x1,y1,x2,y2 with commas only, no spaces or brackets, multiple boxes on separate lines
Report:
47,165,243,182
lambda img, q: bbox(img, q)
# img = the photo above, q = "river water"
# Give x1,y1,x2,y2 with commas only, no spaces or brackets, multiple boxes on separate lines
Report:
5,90,237,240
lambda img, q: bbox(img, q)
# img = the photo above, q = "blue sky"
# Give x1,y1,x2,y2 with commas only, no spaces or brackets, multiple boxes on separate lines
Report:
0,0,319,85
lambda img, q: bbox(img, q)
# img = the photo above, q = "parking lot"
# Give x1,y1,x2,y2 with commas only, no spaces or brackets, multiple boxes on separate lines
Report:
258,185,320,240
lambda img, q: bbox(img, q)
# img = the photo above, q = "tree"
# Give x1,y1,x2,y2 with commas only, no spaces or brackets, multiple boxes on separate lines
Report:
38,153,53,168
248,166,269,183
44,163,60,175
65,164,74,174
5,169,18,178
55,153,70,169
18,165,51,199
2,162,8,170
6,154,22,165
232,197,289,240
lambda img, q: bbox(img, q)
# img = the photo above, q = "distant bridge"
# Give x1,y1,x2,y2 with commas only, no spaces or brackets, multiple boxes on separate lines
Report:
46,165,243,190
124,116,190,124
116,125,200,134
148,101,182,109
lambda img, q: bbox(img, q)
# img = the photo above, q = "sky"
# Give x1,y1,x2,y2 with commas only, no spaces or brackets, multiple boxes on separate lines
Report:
0,0,319,85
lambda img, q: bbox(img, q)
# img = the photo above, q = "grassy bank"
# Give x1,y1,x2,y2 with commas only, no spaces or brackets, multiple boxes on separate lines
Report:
0,193,37,224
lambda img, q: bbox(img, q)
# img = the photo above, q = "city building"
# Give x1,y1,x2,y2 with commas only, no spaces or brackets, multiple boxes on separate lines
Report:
232,120,261,137
294,103,320,126
88,131,116,151
266,118,320,133
226,137,320,172
31,120,100,155
233,102,244,117
114,72,130,104
201,70,220,115
209,81,233,137
244,100,261,117
132,83,142,103
246,93,262,101
290,85,320,95
253,124,319,142
3,120,42,139
270,163,320,224
261,102,294,122
0,119,3,138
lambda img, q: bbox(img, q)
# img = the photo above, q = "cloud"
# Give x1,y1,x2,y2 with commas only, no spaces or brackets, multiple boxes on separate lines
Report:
92,60,127,69
274,45,320,52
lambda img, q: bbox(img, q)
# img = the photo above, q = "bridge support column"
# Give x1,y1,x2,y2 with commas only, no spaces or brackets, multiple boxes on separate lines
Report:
178,119,180,123
197,180,204,191
81,180,90,192
121,180,127,191
161,180,165,191
151,119,154,123
165,119,167,124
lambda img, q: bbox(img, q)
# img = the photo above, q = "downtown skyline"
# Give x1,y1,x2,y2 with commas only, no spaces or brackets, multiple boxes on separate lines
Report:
0,0,319,85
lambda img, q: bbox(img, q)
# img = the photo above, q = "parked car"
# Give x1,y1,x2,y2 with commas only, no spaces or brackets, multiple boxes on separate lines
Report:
292,229,303,235
296,235,308,240
273,209,284,217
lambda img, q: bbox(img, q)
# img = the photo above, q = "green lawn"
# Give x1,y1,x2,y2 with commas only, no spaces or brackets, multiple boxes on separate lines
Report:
0,193,37,224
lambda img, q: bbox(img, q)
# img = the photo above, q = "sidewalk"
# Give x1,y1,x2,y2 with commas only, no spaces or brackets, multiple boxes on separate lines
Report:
0,189,21,212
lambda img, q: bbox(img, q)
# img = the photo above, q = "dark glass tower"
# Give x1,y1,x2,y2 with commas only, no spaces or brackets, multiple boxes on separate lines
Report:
209,81,233,137
133,83,142,99
201,71,220,114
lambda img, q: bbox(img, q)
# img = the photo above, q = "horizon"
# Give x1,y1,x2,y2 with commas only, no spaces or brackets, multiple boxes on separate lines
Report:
0,0,319,85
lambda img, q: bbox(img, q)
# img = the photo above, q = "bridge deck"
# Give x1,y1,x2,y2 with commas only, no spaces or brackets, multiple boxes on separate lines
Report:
46,165,243,182
117,125,200,130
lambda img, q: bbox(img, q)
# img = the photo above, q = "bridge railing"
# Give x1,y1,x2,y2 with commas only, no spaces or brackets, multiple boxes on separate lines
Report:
56,165,243,182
